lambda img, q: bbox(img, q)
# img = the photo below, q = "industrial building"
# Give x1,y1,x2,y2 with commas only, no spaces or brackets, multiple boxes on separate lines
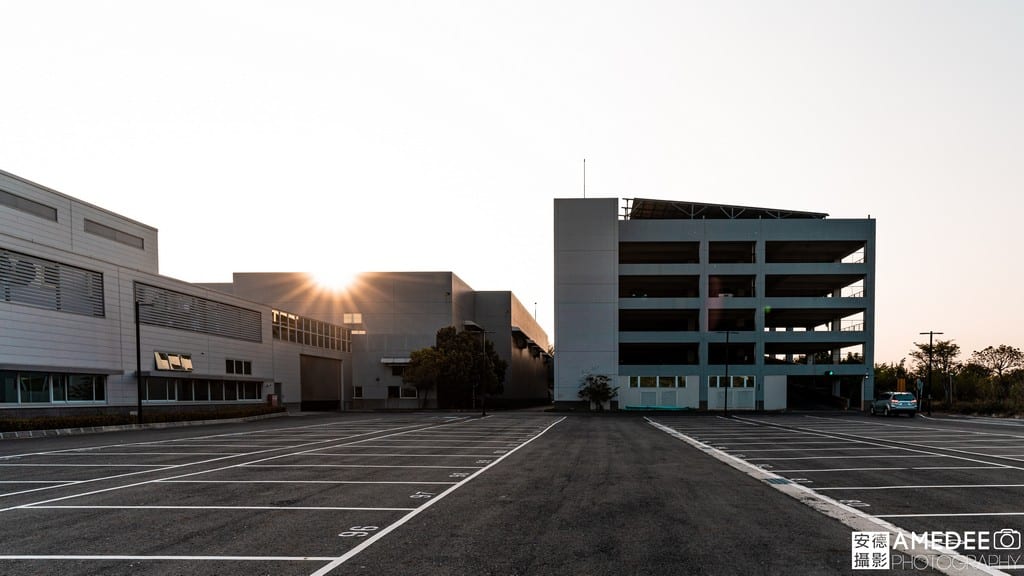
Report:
211,272,552,410
0,169,549,418
554,198,875,411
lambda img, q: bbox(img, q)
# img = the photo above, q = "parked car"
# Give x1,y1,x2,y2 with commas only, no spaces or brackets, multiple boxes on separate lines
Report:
870,391,918,417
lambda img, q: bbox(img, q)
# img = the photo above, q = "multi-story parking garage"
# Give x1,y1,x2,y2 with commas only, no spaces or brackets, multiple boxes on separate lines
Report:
554,197,875,411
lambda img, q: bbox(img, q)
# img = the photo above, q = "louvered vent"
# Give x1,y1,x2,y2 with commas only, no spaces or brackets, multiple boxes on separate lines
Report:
134,283,262,342
0,248,104,316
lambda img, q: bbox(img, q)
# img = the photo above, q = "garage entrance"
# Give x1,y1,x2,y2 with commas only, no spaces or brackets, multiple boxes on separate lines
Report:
786,375,862,411
300,354,342,411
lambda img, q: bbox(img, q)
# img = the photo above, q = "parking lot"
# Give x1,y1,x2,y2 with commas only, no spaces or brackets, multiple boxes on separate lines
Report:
0,413,562,576
649,413,1024,574
5,411,1024,575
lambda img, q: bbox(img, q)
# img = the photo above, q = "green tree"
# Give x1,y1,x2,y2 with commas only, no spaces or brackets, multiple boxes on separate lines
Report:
578,373,618,411
873,359,907,393
403,347,443,408
970,345,1024,397
404,326,508,410
909,339,961,402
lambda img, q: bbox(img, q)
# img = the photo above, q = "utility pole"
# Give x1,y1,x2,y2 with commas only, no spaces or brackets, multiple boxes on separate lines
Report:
919,331,943,416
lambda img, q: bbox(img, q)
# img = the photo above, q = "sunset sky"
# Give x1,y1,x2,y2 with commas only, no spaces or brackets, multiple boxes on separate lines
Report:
2,0,1020,365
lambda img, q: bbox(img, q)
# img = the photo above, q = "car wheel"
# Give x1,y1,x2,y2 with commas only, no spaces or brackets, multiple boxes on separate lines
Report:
869,406,876,416
884,406,891,416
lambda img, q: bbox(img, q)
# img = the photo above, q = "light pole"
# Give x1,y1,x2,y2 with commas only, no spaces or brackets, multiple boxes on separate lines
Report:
919,331,943,416
476,330,494,417
717,331,739,417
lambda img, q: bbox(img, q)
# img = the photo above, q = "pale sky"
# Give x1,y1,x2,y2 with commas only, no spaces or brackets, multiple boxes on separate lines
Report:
2,1,1021,365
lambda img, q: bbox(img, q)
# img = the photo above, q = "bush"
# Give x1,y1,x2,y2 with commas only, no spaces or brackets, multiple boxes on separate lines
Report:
0,405,286,432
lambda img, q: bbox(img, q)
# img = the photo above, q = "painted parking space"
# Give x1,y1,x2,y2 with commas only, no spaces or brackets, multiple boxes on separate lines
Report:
649,414,1024,573
0,414,563,575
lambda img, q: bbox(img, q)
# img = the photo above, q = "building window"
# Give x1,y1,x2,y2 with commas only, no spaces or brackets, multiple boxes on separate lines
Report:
391,366,405,377
0,248,105,317
272,309,351,351
353,386,363,398
628,376,686,388
0,188,58,221
400,386,417,399
84,219,145,249
0,371,106,404
387,386,400,399
141,378,262,403
225,359,252,375
154,352,193,372
708,375,755,388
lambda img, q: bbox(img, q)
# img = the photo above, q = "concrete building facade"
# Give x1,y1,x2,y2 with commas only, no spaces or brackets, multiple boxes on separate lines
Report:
2,169,549,418
218,272,552,410
0,169,347,417
554,198,875,411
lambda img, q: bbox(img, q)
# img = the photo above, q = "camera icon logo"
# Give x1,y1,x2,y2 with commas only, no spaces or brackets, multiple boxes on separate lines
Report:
994,529,1022,550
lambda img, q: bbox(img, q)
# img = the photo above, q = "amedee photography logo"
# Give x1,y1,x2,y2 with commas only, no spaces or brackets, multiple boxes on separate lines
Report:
852,529,1024,571
851,532,890,570
994,529,1023,551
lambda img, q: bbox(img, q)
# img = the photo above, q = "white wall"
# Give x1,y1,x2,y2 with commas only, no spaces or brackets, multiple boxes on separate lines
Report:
554,198,619,403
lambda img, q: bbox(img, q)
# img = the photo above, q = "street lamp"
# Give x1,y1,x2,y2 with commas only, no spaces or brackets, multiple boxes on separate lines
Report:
475,330,494,417
919,331,943,416
717,331,739,417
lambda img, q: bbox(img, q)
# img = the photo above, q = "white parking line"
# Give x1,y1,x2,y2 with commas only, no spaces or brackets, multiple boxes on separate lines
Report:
816,484,1024,491
735,446,913,453
0,555,337,561
26,505,417,511
158,480,457,485
745,454,942,461
304,453,499,457
877,512,1024,518
245,464,483,469
0,463,167,467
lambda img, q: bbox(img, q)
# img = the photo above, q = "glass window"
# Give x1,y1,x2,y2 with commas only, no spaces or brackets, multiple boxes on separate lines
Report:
353,386,363,398
1,372,16,403
146,379,169,401
658,376,675,388
19,373,49,403
387,386,400,398
240,382,261,400
52,374,69,402
177,380,193,402
629,376,639,388
210,381,224,401
243,361,252,375
193,380,210,401
401,386,417,399
154,352,171,371
639,376,657,388
224,382,237,401
677,376,687,388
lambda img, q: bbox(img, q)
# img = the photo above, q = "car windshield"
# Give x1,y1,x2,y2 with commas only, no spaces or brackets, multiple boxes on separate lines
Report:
892,393,915,401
